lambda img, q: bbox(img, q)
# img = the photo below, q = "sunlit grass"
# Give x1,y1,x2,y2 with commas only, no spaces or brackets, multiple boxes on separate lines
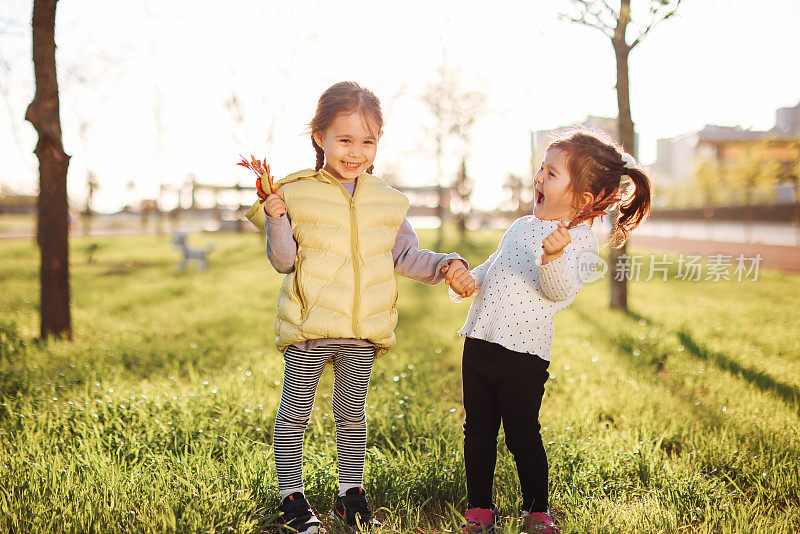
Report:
1,229,798,533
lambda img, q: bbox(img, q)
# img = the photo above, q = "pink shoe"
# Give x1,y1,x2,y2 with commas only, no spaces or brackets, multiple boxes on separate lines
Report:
521,511,560,534
461,504,499,532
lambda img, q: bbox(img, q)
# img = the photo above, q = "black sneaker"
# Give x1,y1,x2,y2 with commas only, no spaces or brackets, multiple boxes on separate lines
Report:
278,492,325,534
333,487,380,530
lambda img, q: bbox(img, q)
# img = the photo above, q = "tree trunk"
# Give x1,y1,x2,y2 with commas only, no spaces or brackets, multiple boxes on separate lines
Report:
25,0,71,339
610,3,634,311
457,158,469,239
435,135,446,249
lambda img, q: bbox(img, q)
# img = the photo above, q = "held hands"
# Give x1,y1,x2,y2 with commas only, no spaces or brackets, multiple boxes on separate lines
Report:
541,222,571,264
441,260,476,298
263,192,286,217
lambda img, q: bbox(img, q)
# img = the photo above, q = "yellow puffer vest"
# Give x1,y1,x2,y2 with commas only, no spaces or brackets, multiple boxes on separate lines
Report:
245,169,409,358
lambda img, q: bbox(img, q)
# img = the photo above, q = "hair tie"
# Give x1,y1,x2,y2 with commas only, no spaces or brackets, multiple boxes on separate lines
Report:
620,152,637,170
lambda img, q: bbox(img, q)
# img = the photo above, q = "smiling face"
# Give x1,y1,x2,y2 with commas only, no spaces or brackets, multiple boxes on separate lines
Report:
533,148,580,221
313,112,382,183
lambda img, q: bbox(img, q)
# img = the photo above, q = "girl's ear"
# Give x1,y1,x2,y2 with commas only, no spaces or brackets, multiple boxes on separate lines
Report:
312,131,324,149
377,129,384,142
578,191,594,210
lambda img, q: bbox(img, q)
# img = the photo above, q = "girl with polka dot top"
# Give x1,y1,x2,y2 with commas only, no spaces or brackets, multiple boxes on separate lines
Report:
443,130,653,533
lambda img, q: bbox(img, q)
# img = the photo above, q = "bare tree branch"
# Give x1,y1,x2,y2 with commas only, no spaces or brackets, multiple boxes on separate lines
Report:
559,13,615,39
631,0,683,48
600,0,618,18
559,0,615,39
565,0,683,49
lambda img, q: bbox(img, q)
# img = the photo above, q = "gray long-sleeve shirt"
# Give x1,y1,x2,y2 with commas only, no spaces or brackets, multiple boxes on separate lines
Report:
265,180,466,351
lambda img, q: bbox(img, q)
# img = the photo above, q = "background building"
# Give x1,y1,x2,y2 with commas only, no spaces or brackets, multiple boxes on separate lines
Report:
654,101,800,205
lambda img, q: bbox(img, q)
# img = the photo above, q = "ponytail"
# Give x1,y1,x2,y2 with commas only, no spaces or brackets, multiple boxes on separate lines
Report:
312,137,324,170
548,130,652,248
611,168,651,246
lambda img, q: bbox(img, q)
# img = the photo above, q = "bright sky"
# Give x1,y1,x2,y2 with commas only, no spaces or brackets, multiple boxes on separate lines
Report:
1,0,799,212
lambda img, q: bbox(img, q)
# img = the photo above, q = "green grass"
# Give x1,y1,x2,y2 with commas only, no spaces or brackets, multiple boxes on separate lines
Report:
1,229,798,533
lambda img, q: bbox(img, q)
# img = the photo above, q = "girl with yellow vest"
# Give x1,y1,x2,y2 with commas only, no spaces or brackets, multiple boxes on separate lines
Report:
245,82,474,533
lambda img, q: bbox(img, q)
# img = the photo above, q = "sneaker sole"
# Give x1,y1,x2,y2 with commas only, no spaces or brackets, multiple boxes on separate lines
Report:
280,522,326,534
330,511,380,531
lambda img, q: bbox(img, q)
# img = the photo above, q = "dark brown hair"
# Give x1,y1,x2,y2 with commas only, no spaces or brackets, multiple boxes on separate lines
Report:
309,81,383,174
548,129,652,247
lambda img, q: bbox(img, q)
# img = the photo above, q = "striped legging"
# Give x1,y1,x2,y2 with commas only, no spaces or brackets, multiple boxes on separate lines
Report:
273,343,375,492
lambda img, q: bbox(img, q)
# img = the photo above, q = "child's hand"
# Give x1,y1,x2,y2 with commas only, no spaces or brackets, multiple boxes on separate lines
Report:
442,260,476,298
263,192,286,217
542,222,571,264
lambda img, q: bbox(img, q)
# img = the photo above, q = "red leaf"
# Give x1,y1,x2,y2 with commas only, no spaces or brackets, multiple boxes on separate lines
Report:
237,153,274,195
256,177,267,199
266,164,274,193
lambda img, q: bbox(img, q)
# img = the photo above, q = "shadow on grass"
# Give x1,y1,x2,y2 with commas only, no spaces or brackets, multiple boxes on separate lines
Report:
625,309,800,412
563,306,793,510
568,305,800,467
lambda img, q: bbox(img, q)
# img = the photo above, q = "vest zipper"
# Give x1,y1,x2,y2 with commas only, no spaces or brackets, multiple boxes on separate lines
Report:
320,169,363,338
349,196,361,338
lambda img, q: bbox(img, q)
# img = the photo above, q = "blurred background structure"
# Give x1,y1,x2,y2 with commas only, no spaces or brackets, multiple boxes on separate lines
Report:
1,0,800,334
3,0,799,219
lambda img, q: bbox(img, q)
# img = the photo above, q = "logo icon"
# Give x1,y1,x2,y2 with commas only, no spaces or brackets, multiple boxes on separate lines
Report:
574,250,608,283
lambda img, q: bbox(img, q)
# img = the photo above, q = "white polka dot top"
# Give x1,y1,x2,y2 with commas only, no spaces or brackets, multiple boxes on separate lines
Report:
454,216,598,361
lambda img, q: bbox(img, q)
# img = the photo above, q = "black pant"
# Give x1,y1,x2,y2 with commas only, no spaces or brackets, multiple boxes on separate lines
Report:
462,337,550,513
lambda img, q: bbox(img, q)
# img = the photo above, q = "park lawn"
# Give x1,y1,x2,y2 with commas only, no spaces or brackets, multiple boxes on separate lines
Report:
0,229,798,533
